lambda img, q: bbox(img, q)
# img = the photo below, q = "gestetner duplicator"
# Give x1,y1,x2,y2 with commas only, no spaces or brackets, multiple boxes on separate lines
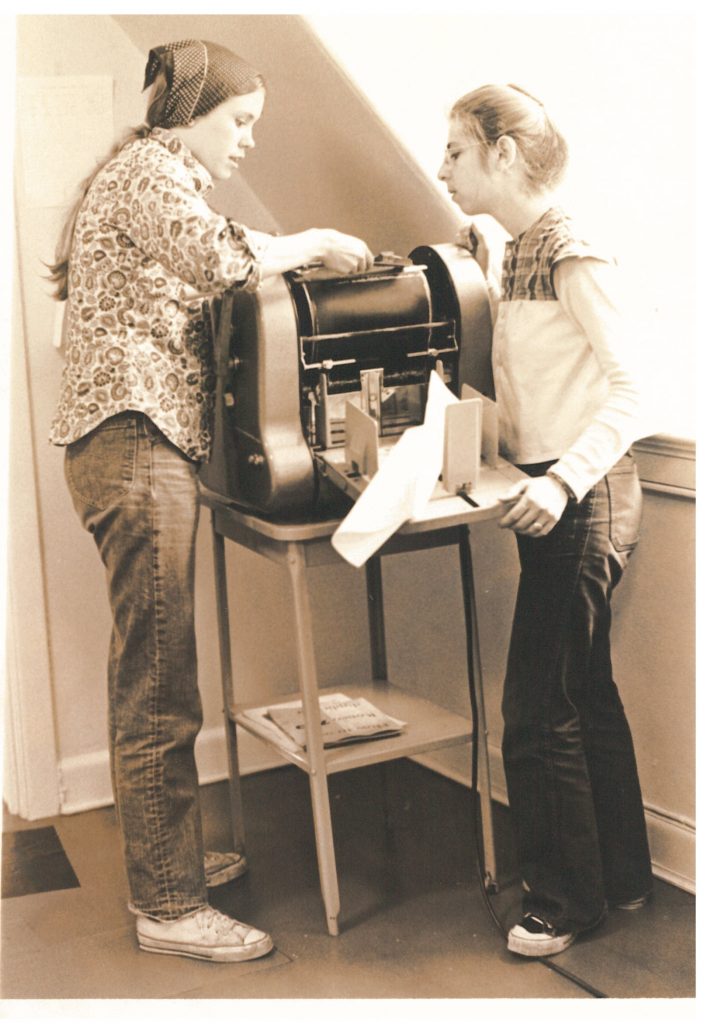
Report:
200,244,494,517
201,244,507,934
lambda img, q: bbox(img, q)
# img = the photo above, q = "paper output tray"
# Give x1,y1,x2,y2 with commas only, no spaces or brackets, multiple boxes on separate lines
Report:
316,442,527,517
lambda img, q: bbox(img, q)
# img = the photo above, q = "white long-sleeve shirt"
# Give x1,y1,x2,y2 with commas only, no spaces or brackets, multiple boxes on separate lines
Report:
491,206,643,501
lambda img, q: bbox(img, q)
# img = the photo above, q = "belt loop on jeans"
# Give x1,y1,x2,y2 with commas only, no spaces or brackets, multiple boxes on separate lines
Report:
132,412,160,441
127,411,147,439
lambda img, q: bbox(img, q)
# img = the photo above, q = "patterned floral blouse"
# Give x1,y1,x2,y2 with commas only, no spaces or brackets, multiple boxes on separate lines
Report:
49,126,262,461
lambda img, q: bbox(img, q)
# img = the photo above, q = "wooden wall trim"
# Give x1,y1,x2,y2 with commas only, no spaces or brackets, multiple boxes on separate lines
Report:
633,434,696,497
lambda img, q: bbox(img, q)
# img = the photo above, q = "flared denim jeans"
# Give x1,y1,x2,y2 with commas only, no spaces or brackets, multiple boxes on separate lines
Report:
502,454,653,931
65,412,208,919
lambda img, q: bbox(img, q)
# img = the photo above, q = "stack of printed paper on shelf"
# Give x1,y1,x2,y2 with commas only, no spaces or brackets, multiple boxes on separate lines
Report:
262,692,407,750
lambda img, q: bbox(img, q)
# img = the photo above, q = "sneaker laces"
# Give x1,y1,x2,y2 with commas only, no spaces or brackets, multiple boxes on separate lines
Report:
520,913,556,934
193,906,255,942
204,851,241,869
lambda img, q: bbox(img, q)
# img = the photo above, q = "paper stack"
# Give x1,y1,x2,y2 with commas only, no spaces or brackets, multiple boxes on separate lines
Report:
260,693,406,750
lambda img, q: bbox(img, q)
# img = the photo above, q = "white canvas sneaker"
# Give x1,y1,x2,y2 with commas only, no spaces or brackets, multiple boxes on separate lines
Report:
507,913,576,957
204,850,248,888
614,891,652,911
136,906,273,962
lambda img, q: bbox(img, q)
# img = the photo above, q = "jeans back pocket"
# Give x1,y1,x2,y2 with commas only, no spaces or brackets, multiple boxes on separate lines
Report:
65,414,138,511
606,457,643,552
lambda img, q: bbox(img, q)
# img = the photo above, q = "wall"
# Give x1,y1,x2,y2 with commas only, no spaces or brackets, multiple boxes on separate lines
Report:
7,13,695,891
10,16,151,817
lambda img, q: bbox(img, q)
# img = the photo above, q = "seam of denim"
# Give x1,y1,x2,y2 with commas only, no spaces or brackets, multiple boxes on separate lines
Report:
146,432,182,915
541,481,597,896
107,626,121,832
125,417,138,492
136,435,205,919
87,423,139,848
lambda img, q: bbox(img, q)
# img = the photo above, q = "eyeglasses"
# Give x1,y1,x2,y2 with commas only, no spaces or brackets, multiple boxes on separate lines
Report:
441,142,481,169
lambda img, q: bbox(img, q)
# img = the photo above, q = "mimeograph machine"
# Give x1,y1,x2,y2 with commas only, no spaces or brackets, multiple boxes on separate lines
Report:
200,245,524,935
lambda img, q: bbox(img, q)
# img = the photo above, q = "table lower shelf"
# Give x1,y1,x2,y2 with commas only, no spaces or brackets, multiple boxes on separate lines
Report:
231,680,473,775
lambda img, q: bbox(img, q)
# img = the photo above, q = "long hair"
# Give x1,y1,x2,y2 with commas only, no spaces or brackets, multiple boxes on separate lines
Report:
46,124,151,301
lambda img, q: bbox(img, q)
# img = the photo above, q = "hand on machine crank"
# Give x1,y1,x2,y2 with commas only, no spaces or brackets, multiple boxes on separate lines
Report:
311,228,374,275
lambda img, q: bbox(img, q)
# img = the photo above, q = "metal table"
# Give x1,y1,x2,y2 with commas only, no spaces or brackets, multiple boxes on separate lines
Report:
202,473,518,935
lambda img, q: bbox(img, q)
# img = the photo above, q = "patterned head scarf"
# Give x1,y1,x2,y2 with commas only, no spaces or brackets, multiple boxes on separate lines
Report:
144,39,264,128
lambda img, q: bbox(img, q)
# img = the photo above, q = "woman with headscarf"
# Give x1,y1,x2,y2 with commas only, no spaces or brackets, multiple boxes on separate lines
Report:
438,84,653,958
48,39,373,964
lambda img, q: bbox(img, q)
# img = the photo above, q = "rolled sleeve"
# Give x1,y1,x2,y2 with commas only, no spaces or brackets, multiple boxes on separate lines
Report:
124,154,259,295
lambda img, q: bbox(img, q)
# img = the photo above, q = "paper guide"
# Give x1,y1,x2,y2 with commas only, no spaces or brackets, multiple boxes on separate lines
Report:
331,371,462,568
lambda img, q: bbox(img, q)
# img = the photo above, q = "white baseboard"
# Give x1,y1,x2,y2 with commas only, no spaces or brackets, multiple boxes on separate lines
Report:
57,747,114,815
57,724,287,816
413,745,696,895
58,731,695,897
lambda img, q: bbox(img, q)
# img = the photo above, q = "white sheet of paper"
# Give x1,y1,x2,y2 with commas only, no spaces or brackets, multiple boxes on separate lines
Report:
331,371,458,567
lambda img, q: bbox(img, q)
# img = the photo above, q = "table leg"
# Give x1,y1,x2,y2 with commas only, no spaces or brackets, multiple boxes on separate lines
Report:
286,542,341,936
365,555,388,682
458,526,499,892
211,517,246,854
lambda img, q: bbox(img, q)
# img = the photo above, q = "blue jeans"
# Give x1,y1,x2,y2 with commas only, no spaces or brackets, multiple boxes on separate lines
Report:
501,454,653,931
65,412,208,919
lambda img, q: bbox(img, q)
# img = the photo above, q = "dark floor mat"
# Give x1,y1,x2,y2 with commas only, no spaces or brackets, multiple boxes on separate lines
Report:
2,825,80,899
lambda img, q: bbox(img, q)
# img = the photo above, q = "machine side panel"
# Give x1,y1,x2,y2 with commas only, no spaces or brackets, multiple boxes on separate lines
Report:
410,244,494,400
199,292,236,499
201,278,316,515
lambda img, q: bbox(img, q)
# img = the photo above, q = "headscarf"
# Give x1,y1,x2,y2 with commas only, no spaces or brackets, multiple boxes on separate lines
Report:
143,39,264,128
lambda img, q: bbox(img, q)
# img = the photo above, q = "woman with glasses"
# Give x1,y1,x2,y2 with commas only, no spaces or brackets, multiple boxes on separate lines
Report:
438,84,653,957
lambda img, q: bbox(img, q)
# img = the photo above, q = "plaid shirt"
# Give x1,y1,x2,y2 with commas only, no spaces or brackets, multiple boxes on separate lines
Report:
501,205,610,302
50,127,261,461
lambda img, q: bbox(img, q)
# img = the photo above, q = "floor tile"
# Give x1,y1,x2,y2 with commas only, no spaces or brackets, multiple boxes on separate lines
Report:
1,761,695,1002
1,885,132,955
551,883,695,998
1,923,291,1000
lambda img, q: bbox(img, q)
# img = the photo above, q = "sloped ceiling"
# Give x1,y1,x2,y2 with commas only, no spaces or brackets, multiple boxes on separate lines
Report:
112,13,459,257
